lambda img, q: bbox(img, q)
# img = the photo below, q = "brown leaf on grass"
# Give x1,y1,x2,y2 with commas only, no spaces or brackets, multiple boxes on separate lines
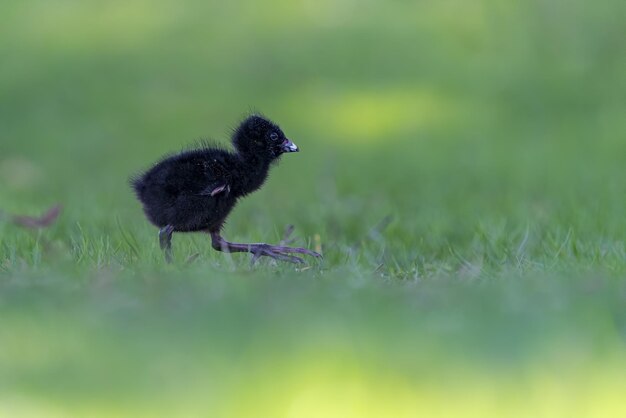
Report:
11,205,62,229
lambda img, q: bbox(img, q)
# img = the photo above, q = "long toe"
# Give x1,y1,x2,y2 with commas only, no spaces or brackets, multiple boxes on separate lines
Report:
276,254,304,264
302,249,322,258
275,246,322,258
251,248,304,264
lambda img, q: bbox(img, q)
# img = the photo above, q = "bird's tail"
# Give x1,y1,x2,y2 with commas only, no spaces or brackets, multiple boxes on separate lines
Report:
129,175,146,199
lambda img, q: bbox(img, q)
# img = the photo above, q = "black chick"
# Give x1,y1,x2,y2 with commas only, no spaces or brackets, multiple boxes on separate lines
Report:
131,114,321,264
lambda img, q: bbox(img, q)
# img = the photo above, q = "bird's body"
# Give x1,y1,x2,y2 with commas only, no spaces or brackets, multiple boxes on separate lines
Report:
131,114,320,263
133,148,256,232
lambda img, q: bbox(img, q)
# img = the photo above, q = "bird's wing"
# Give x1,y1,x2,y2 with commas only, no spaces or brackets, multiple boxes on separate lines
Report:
197,158,232,197
200,182,230,197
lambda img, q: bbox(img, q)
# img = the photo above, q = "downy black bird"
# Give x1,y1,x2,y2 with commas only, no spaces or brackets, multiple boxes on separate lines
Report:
131,114,321,264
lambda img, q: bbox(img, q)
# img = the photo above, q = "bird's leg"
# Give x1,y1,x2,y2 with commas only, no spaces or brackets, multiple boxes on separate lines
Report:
159,225,175,263
209,231,321,264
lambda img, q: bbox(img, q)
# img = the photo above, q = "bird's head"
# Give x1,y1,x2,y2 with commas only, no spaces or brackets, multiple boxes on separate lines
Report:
232,114,298,160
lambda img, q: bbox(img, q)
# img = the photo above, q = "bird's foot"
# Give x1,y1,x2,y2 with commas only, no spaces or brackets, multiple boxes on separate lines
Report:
253,242,323,265
210,231,322,265
250,244,306,264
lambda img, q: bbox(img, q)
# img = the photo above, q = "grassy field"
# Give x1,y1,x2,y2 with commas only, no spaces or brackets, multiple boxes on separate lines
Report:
1,0,626,416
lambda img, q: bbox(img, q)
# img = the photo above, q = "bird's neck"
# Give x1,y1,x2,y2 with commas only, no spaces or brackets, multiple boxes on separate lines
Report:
235,152,273,195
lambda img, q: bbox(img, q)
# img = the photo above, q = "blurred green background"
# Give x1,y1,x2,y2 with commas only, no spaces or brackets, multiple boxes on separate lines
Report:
1,0,625,416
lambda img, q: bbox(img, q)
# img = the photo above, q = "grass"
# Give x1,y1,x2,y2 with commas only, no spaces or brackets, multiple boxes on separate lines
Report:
1,0,626,416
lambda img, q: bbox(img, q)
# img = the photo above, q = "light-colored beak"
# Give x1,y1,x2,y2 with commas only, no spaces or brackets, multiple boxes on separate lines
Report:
282,139,299,153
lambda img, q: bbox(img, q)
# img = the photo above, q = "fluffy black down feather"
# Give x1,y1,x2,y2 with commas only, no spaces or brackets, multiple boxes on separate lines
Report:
131,114,298,232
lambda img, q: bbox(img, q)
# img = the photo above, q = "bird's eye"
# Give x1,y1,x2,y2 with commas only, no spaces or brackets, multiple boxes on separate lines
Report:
269,132,279,141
